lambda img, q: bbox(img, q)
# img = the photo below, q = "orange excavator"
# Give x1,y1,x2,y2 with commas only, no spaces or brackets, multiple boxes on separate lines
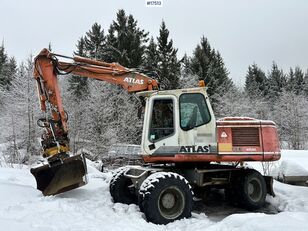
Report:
32,48,280,224
31,48,158,196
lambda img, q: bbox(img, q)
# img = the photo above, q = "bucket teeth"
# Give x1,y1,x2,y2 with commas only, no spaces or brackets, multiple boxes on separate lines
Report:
31,154,87,196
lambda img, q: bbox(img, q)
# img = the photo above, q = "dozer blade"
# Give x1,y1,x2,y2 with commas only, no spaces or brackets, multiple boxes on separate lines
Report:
30,154,87,196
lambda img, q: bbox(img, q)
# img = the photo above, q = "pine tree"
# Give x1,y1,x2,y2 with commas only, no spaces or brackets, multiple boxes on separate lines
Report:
190,36,212,82
286,67,304,94
0,43,16,90
190,37,232,96
68,37,89,98
286,68,295,92
156,21,180,90
293,67,304,94
303,70,308,96
179,54,199,88
207,51,232,95
105,9,148,67
143,37,159,77
245,63,268,98
267,62,286,100
84,22,106,59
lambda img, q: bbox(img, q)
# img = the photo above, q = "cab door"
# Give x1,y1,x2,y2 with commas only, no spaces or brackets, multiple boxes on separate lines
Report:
142,95,179,155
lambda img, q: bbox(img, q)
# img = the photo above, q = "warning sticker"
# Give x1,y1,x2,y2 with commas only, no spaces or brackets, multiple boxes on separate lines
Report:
221,132,228,138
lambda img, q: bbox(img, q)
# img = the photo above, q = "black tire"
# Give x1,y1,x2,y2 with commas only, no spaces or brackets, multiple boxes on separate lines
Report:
236,170,267,210
109,167,137,204
138,189,145,212
109,167,126,193
225,172,241,206
139,172,193,224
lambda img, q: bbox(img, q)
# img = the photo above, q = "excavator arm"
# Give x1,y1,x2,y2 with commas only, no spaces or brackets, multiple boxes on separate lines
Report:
31,48,158,196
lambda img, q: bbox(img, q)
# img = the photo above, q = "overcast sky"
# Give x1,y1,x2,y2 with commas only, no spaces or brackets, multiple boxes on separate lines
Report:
1,0,308,85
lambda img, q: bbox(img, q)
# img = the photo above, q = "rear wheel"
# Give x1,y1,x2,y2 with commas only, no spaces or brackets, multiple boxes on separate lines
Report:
236,170,267,210
109,167,137,204
139,172,193,224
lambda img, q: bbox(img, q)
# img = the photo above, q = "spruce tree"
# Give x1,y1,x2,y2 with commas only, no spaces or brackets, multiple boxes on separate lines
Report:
190,36,212,82
267,62,286,100
303,70,308,96
143,37,159,77
245,63,268,98
68,37,89,98
84,22,106,59
286,67,303,94
207,51,232,95
0,43,16,90
293,67,304,94
179,54,199,88
156,21,180,90
105,9,148,67
286,68,295,92
190,37,232,96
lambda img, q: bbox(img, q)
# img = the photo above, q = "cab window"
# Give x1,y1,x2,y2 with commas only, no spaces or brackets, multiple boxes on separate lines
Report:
180,93,211,131
149,99,174,142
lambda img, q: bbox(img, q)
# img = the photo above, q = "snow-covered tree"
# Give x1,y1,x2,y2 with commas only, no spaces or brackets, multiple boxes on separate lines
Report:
179,54,199,89
267,62,286,101
286,67,304,95
303,70,308,96
1,57,40,163
245,63,268,98
272,90,308,149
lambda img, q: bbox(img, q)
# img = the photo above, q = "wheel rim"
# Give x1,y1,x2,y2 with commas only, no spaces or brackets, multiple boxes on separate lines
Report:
247,178,262,202
158,186,185,220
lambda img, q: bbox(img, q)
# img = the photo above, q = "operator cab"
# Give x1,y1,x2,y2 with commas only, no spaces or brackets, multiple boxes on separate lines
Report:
138,87,217,158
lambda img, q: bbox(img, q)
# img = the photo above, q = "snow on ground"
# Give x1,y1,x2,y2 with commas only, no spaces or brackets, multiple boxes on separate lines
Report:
0,150,308,230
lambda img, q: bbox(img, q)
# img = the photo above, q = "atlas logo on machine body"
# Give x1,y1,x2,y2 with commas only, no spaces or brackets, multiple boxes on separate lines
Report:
179,145,210,153
124,77,144,85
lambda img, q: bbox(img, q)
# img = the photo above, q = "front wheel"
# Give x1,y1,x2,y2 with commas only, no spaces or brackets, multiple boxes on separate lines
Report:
109,167,137,204
139,172,193,224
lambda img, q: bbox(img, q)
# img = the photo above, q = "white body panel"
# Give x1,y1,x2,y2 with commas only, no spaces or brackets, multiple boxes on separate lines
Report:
141,87,217,156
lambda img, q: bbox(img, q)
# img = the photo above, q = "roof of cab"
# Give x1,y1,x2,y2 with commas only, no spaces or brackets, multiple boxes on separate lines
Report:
136,87,208,98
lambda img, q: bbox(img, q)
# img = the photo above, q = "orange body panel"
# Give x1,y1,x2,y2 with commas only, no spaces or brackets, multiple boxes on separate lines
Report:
216,117,280,156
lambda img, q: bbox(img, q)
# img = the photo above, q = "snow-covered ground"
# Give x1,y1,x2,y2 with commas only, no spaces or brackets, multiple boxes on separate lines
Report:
0,150,308,230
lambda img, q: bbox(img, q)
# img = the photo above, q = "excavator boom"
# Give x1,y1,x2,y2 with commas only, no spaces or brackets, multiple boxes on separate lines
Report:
31,48,158,196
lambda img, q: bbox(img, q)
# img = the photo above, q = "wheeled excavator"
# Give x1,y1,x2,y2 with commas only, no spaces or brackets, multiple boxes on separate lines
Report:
32,48,281,224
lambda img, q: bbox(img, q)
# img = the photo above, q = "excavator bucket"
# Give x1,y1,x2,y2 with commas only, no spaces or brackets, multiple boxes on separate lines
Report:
30,154,87,196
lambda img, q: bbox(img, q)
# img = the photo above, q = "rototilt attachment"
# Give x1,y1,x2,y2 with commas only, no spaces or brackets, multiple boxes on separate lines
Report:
30,154,87,196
